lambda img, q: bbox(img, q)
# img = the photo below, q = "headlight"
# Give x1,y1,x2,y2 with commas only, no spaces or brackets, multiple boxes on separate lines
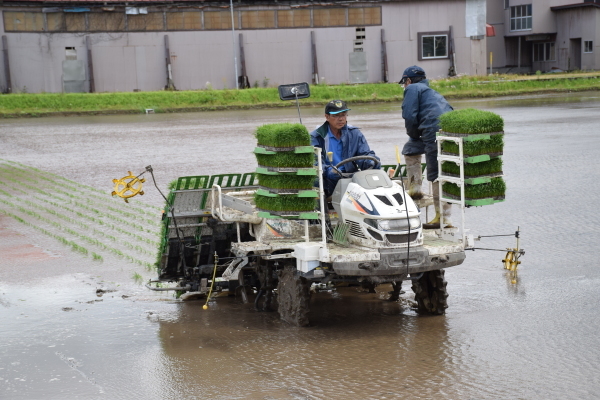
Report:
364,217,421,231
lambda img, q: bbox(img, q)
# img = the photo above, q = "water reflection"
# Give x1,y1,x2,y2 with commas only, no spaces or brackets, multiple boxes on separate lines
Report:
153,287,455,399
1,91,600,399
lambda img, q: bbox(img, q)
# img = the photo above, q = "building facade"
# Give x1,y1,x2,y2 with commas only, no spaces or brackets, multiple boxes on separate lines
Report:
0,0,488,93
487,0,600,73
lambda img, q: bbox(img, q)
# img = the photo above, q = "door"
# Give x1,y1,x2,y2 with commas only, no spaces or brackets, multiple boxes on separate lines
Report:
569,38,581,71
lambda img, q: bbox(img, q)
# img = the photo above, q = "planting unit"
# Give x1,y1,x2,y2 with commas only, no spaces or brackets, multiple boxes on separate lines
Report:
436,108,505,241
253,124,319,219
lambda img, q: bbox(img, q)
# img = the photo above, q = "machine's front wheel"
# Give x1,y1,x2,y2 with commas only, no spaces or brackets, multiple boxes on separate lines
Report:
277,264,311,326
411,270,448,315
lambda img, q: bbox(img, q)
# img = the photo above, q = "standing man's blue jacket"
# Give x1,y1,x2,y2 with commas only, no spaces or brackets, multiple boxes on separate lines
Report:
402,79,453,142
310,122,379,196
402,79,453,181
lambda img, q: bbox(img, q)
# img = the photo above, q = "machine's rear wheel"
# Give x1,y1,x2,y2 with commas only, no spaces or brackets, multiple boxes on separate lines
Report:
411,270,448,315
277,264,311,326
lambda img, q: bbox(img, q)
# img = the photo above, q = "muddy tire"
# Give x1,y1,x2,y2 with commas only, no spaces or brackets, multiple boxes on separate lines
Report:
277,264,311,327
411,269,448,315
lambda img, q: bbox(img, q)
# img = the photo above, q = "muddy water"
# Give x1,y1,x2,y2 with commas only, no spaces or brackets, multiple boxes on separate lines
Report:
2,91,600,399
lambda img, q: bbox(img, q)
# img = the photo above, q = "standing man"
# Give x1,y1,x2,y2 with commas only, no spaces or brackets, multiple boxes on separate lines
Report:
400,66,453,229
311,100,380,197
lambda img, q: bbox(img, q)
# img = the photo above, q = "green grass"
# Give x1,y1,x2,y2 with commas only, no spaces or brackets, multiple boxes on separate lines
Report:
439,108,504,134
257,174,315,189
442,134,504,156
255,152,314,168
1,72,600,117
254,194,316,212
443,177,506,199
442,158,503,176
255,123,310,147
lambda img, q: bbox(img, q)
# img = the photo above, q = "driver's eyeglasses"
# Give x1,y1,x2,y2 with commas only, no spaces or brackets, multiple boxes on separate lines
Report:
329,113,348,119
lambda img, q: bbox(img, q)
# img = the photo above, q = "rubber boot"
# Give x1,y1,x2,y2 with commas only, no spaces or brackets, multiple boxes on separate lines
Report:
423,183,453,229
442,202,453,228
405,154,423,200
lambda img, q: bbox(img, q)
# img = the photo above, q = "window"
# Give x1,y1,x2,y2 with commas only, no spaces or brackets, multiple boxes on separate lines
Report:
504,0,510,10
510,4,532,31
354,27,365,52
166,12,201,30
418,32,448,60
533,42,555,61
241,11,276,29
348,7,381,26
204,11,235,30
277,9,311,28
584,41,593,53
89,13,125,31
65,47,77,60
128,13,164,31
313,8,346,27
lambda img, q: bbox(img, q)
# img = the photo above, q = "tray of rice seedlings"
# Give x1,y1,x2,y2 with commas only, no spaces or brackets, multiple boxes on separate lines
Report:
441,157,503,184
255,123,316,174
442,177,506,206
439,108,504,161
255,122,311,148
254,147,314,168
257,174,315,191
255,195,318,219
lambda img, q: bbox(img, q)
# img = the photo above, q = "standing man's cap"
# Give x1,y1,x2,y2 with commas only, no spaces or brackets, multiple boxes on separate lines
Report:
325,100,350,114
399,65,426,84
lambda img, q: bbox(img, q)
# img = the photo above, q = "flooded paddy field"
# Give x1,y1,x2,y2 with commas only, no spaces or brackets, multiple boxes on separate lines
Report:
1,91,600,399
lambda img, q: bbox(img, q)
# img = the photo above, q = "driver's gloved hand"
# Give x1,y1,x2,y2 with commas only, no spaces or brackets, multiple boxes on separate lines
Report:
362,159,375,170
324,165,340,180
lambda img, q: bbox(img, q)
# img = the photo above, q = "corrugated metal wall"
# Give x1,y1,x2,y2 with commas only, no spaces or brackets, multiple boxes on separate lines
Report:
0,1,486,93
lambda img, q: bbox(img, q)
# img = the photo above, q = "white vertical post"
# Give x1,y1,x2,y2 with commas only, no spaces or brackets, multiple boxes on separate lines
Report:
230,0,239,90
315,147,327,246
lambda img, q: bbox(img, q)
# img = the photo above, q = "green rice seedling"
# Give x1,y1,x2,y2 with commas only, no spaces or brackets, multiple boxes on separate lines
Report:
442,158,503,176
443,177,506,199
92,253,103,261
0,180,28,195
255,123,310,147
132,272,143,283
440,108,504,134
254,194,316,212
255,152,314,168
442,134,504,156
72,243,88,255
257,174,315,189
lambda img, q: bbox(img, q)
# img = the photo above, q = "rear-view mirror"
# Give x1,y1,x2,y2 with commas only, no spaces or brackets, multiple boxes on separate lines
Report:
278,82,310,101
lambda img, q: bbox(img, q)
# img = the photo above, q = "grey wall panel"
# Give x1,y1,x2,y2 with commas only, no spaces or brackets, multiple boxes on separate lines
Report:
313,27,355,85
364,27,383,83
0,1,487,93
0,14,6,91
8,34,48,93
169,31,241,90
242,28,313,88
93,47,126,92
349,51,368,83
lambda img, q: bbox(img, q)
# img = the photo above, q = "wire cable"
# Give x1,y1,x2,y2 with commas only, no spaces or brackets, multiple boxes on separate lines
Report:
203,251,219,309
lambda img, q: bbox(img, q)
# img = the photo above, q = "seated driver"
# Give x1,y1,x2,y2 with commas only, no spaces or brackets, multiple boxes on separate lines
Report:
310,100,380,197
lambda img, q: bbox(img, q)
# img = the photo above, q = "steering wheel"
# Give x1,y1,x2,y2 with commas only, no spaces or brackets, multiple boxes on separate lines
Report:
331,155,380,178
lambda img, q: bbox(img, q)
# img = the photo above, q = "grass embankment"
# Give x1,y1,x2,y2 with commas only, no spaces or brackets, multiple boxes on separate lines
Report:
1,71,599,117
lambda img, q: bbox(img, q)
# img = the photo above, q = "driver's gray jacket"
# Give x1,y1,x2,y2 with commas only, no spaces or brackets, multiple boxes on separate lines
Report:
310,122,379,196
